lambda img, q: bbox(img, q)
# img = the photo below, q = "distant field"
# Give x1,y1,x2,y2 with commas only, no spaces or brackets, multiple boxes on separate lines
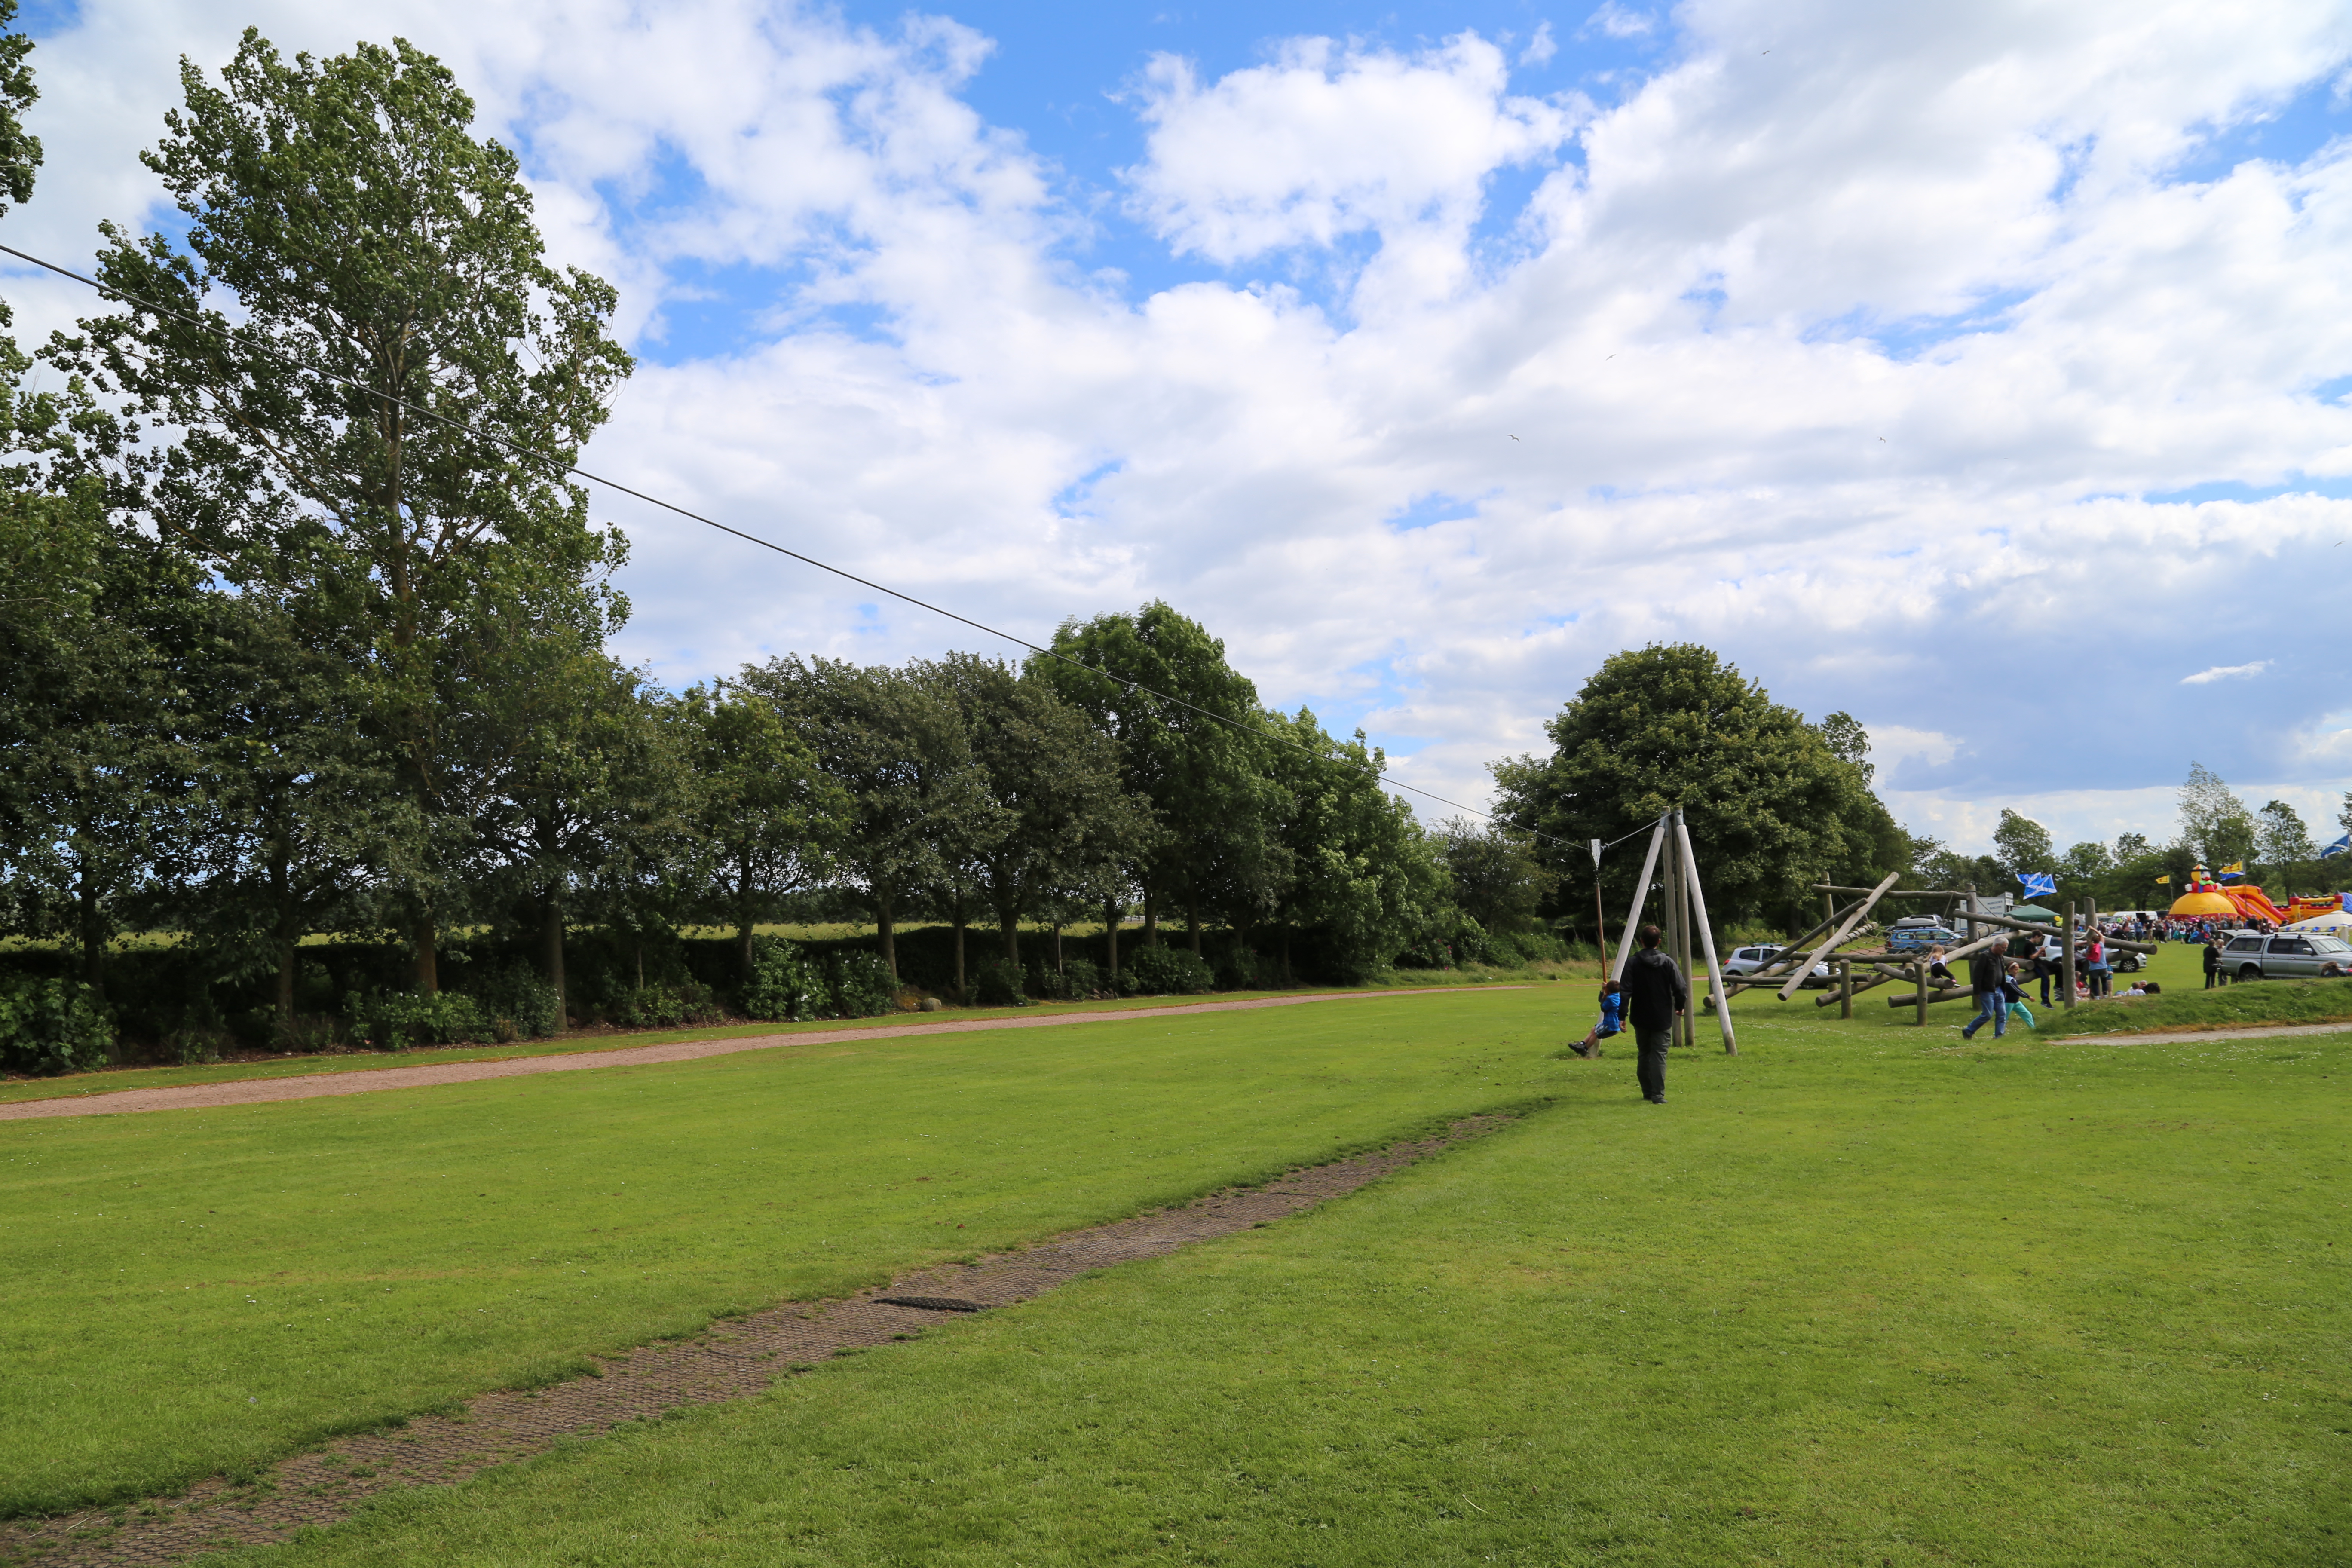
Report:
225,989,2351,1567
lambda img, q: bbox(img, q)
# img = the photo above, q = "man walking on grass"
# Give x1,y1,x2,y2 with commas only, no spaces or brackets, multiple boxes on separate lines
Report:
1960,937,2011,1040
1623,923,1687,1105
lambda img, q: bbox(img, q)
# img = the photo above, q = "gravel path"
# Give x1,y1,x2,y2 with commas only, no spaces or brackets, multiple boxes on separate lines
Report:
0,987,1531,1123
0,1114,1516,1566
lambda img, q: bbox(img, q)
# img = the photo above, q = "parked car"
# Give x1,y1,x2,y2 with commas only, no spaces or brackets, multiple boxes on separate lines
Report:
2221,930,2352,981
1724,943,1832,986
1886,923,1964,954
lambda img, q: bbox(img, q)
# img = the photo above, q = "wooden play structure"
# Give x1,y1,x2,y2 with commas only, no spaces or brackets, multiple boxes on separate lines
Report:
1715,879,2156,1025
1608,808,1738,1054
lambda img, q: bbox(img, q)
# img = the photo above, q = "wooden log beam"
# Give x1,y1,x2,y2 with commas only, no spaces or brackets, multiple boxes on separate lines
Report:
1888,987,1971,1008
1778,871,1901,1000
1810,884,2158,955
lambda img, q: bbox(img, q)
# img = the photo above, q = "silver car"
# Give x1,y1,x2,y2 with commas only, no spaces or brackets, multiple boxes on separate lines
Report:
2223,931,2352,981
1725,943,1832,986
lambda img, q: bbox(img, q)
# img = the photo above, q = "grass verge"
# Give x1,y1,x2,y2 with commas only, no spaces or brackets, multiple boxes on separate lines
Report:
227,1017,2352,1567
0,986,1568,1518
0,986,1537,1108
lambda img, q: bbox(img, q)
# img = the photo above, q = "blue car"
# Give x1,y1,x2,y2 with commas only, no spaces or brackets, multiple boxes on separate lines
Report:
1886,923,1964,953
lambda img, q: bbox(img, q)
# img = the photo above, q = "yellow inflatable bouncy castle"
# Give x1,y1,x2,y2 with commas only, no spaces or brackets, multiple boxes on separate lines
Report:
2167,866,2344,925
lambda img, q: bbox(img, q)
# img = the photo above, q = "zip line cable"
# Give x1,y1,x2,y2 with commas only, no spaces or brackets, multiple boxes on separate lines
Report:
0,237,1572,848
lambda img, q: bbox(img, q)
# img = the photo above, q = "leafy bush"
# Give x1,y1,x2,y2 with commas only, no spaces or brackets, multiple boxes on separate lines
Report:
973,956,1028,1007
1213,949,1292,991
0,975,115,1075
826,951,898,1018
471,967,563,1040
270,1013,340,1054
741,937,828,1023
343,990,486,1051
1122,944,1215,996
1028,957,1105,1001
611,980,724,1031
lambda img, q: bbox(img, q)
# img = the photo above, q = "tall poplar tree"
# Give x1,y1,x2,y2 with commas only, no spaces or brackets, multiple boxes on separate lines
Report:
60,31,633,993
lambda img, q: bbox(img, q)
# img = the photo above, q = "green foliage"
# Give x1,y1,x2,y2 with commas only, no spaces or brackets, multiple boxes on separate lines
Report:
824,950,899,1018
1435,816,1558,934
1990,808,2054,882
972,956,1028,1007
468,966,562,1041
1494,644,1904,932
0,972,113,1074
0,0,40,221
739,936,829,1023
1265,707,1447,981
1122,943,1216,995
681,684,846,975
608,980,723,1032
2255,799,2314,867
2176,762,2257,868
1027,957,1107,1000
342,990,486,1051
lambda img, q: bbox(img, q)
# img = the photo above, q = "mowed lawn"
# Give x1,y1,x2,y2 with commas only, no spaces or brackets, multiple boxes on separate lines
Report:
231,1004,2349,1567
0,990,1557,1518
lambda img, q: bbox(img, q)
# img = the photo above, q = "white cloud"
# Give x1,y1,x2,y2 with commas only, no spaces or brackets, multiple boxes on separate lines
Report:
2181,660,2272,684
1583,4,1654,41
1124,34,1575,272
8,0,2352,862
1520,21,1559,67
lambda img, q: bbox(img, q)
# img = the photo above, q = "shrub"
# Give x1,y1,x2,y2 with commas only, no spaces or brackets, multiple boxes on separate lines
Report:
471,967,563,1040
343,990,486,1051
973,956,1028,1007
611,980,724,1031
270,1013,340,1054
1213,949,1291,992
1028,957,1105,1001
827,951,899,1018
1123,944,1215,996
741,937,829,1023
0,975,115,1076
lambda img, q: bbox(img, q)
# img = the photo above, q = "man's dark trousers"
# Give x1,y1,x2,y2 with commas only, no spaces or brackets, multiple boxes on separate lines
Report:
1635,1026,1672,1102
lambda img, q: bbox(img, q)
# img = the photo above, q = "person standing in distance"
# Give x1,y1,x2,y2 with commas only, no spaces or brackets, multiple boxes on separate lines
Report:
1623,923,1687,1105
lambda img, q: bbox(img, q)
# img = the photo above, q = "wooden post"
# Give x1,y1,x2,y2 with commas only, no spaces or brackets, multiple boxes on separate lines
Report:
2061,900,2077,1009
1671,829,1694,1048
1964,881,1978,944
1915,961,1929,1025
1839,959,1852,1019
1778,871,1902,1000
1673,809,1736,1055
1611,818,1669,984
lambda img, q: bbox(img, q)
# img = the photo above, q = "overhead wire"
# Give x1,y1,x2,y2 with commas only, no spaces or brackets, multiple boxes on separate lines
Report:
0,237,1577,848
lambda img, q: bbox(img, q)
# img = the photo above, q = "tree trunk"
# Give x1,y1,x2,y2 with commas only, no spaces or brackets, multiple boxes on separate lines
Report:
76,865,104,1001
739,919,756,982
276,943,297,1027
953,912,967,997
413,917,439,995
543,894,567,1022
876,887,898,978
1143,887,1158,946
1054,922,1064,975
270,839,296,1025
1103,899,1120,980
1001,906,1020,967
1187,894,1201,956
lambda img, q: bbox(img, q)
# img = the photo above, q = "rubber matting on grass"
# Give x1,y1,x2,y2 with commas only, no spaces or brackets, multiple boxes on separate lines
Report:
0,1115,1512,1567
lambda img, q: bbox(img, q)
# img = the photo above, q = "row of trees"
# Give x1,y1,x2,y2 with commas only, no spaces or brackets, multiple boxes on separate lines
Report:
1912,766,2352,916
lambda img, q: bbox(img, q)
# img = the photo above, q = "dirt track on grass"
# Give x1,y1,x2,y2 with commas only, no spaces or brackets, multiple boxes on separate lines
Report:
0,986,1532,1123
0,1114,1516,1567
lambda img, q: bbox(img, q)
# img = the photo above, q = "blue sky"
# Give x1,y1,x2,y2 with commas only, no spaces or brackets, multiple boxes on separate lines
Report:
8,0,2352,855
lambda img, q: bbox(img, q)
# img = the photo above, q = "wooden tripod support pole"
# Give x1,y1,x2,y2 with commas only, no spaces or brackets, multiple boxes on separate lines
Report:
1610,818,1669,984
1674,808,1736,1054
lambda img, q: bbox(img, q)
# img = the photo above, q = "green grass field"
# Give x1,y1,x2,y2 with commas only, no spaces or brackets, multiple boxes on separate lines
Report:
8,943,2348,1565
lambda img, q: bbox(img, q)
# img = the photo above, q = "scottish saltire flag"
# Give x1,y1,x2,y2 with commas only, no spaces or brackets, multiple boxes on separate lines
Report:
2218,861,2246,880
2018,872,2057,899
2323,833,2351,861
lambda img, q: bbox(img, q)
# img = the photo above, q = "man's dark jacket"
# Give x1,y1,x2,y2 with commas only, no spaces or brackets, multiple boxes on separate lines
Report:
1623,948,1688,1031
1967,950,2005,996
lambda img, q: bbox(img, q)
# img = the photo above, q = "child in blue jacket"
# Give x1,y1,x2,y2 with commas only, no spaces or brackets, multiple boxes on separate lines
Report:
1576,980,1626,1058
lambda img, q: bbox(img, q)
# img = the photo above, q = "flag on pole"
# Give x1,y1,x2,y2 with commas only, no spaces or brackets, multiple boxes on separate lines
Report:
2323,832,2351,861
2154,874,2171,885
2218,861,2246,880
2018,871,2058,899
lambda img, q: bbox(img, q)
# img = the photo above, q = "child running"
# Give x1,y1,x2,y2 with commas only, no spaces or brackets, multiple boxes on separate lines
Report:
1576,980,1627,1058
